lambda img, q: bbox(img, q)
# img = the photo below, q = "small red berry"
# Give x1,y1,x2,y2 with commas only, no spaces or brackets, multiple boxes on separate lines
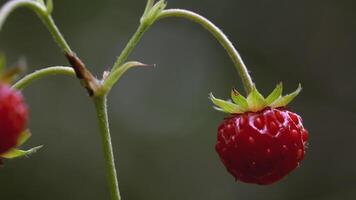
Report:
0,84,28,154
210,83,309,184
215,107,308,185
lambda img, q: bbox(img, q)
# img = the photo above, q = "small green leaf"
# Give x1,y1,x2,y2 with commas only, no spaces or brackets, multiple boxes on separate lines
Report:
1,146,43,159
271,84,302,107
246,86,267,112
142,0,155,18
209,93,244,114
142,0,167,24
266,82,283,105
46,0,53,14
103,61,151,94
231,89,248,110
16,130,31,147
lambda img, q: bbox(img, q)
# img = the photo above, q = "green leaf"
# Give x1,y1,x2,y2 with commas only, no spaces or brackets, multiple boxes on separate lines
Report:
142,0,155,18
231,89,248,110
266,82,283,105
1,146,43,159
246,86,267,112
103,61,151,93
16,130,31,147
46,0,53,14
209,93,244,114
271,84,302,107
143,0,167,24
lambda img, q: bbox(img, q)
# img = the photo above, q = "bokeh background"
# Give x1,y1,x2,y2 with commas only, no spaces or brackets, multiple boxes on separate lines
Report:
0,0,355,199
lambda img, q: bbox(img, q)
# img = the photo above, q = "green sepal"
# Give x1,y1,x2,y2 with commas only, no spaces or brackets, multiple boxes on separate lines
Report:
1,146,43,159
270,84,302,107
141,0,167,25
17,130,31,147
0,129,42,160
210,83,302,114
142,0,155,17
46,0,53,14
0,54,5,73
246,86,267,112
231,89,248,110
209,93,245,114
265,82,283,104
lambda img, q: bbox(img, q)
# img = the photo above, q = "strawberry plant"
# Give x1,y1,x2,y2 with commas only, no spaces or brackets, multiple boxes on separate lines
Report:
0,0,309,199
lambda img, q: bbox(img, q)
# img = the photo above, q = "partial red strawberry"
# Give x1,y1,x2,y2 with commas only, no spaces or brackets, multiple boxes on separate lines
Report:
210,83,309,185
0,84,28,154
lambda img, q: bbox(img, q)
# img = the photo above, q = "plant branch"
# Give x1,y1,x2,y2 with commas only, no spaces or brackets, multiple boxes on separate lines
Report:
111,23,149,72
12,66,75,90
109,6,253,94
93,96,121,200
0,0,72,53
158,9,253,94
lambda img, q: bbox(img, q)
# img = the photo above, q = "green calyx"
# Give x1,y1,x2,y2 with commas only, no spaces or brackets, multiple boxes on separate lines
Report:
141,0,167,25
0,130,42,160
210,83,302,114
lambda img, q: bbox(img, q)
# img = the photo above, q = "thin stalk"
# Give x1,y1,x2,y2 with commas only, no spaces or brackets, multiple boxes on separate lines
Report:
111,23,149,71
158,9,253,93
0,0,72,53
93,96,121,200
12,66,75,90
109,7,253,94
40,14,72,53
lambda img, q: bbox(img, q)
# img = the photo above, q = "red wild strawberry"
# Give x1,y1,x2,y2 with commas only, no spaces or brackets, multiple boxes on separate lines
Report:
210,83,309,185
0,84,28,155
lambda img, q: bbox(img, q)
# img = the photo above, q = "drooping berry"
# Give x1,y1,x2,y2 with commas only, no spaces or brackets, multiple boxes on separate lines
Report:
0,84,28,154
211,83,309,185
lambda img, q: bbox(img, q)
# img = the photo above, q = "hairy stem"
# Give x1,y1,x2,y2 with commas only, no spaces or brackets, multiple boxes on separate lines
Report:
158,9,253,93
12,66,75,90
93,96,121,200
109,7,253,94
0,0,72,53
111,23,149,72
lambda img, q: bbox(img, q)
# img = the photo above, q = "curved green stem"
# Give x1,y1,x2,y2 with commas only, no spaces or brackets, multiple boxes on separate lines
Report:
110,7,253,94
158,9,253,93
0,0,72,53
12,66,75,90
93,96,121,200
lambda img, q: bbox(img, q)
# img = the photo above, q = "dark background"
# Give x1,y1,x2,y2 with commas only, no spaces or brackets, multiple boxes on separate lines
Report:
0,0,355,199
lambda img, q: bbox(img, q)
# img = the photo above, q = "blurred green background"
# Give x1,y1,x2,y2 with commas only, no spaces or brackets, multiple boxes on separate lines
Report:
1,0,355,199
